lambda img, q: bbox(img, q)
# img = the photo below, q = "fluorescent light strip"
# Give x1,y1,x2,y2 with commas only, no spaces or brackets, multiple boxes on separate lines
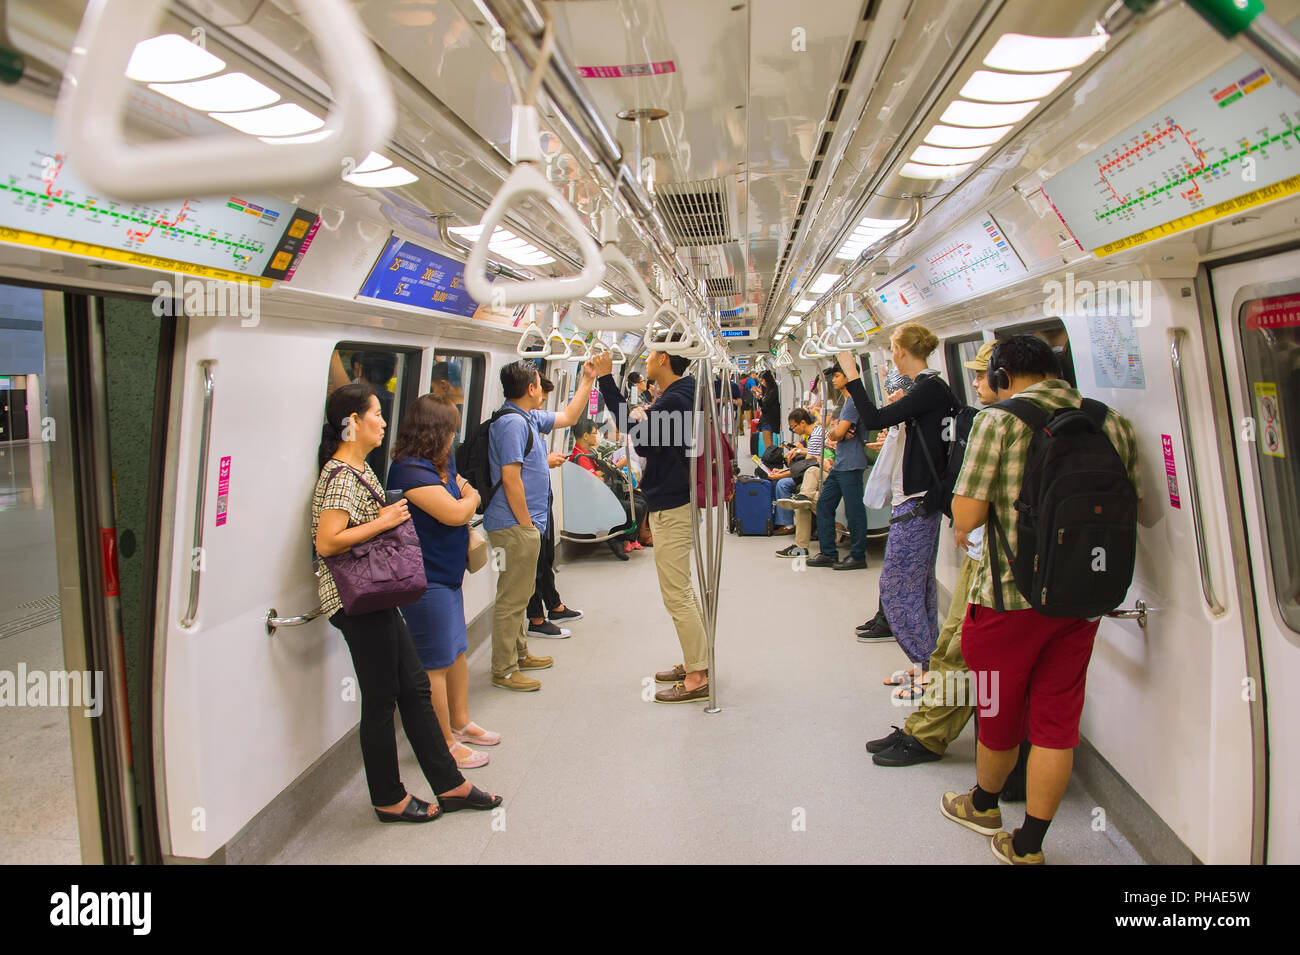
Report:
210,103,323,136
587,286,612,298
940,99,1039,127
910,144,991,165
612,303,642,316
126,34,225,82
259,130,334,145
792,300,816,312
352,152,394,174
924,123,1012,148
984,33,1108,72
148,72,279,112
810,272,839,294
960,69,1070,103
900,161,972,181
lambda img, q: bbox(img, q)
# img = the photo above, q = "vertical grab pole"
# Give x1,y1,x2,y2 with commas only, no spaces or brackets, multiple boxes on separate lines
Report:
707,360,726,715
699,356,720,714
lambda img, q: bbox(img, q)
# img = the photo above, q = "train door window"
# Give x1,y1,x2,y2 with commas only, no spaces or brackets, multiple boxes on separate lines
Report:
944,335,985,407
992,318,1077,387
431,351,485,447
1238,297,1300,633
327,345,421,483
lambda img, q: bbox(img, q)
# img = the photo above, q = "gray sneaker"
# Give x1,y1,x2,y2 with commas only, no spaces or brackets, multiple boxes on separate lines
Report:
775,545,809,558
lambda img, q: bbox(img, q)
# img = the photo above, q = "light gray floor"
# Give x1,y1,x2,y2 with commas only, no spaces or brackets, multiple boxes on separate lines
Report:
272,526,1144,866
0,441,81,864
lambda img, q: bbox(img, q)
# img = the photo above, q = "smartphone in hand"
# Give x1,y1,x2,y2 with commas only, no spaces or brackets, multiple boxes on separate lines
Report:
384,489,406,506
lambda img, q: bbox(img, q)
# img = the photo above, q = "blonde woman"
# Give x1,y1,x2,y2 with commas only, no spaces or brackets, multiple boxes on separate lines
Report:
836,323,954,697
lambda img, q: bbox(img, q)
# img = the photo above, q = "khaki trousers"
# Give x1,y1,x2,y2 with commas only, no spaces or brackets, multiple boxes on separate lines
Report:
487,525,542,678
904,554,977,754
793,465,823,551
648,503,710,673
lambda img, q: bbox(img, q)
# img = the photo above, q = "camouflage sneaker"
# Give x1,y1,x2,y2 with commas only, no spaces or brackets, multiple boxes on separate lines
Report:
940,788,1002,836
991,830,1045,865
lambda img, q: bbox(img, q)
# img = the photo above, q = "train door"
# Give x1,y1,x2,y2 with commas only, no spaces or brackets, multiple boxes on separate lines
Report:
1209,248,1300,864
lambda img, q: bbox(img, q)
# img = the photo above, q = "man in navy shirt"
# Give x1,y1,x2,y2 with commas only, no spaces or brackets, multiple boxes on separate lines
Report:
594,334,711,704
486,359,596,691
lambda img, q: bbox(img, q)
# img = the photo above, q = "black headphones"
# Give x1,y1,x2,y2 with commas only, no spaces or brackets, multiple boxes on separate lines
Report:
987,341,1011,392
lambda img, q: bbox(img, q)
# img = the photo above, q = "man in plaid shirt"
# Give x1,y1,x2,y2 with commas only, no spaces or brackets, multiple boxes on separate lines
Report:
939,336,1142,865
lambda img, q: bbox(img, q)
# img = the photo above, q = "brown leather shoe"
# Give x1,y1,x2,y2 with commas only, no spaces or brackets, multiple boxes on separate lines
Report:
655,663,686,684
654,681,710,704
773,525,794,535
517,653,553,671
492,670,540,692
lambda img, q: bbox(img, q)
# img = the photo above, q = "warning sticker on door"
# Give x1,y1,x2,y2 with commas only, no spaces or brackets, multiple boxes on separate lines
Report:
215,456,231,526
1161,434,1181,508
1254,382,1286,458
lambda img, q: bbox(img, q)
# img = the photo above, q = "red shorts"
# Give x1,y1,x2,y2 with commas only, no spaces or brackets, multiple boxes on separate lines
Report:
960,603,1100,751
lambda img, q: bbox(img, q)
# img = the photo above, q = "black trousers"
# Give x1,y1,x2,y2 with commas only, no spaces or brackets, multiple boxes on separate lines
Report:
527,505,561,620
332,607,465,806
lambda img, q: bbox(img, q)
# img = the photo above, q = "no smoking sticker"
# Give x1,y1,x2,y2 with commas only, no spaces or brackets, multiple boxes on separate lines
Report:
1253,382,1285,459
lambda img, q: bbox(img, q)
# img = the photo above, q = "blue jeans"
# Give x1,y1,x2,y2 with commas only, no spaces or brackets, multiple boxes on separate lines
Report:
773,476,796,527
817,468,866,560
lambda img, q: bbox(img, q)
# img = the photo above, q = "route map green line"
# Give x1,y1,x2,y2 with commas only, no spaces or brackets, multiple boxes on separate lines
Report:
1094,123,1298,221
930,248,1000,285
0,179,265,256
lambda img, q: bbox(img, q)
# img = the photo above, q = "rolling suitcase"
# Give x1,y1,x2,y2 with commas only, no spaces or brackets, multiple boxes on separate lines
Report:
731,475,774,536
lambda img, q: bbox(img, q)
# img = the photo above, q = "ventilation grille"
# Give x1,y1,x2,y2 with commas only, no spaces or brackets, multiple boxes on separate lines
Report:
705,276,741,298
655,179,738,246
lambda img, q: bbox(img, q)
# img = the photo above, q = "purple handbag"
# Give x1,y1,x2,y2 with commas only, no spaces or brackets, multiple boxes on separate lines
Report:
321,465,427,615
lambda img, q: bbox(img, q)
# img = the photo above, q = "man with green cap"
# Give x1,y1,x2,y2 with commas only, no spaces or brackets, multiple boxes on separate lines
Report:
864,341,1025,791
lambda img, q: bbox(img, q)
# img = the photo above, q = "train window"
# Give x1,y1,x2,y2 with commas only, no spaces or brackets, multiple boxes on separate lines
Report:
327,344,421,483
944,335,985,407
992,318,1077,387
1237,298,1300,634
431,350,485,446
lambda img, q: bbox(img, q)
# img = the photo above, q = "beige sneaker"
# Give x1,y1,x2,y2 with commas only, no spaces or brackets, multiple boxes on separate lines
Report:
492,670,541,691
940,788,1002,836
991,830,1045,865
517,653,553,671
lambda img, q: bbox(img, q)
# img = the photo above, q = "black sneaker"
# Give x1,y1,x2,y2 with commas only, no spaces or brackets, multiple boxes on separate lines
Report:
805,553,837,568
856,609,888,634
865,726,907,754
832,557,868,571
872,734,943,767
548,606,583,622
775,545,809,558
526,619,571,638
857,628,896,644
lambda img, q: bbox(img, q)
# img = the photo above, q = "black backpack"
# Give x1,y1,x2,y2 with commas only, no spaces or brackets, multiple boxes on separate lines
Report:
454,406,534,514
912,377,978,519
985,397,1138,618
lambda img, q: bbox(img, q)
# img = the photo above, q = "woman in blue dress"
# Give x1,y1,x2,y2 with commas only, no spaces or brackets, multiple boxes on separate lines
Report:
387,395,500,769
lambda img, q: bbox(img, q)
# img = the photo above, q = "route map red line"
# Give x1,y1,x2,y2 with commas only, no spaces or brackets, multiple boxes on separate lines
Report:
1097,120,1206,204
125,199,193,243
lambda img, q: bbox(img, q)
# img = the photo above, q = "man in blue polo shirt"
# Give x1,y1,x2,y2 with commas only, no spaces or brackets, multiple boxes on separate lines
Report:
486,359,596,691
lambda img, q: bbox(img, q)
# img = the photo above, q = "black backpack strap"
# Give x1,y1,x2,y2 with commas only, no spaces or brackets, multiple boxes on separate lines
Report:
1079,397,1109,429
484,406,536,506
991,397,1051,432
984,506,1018,613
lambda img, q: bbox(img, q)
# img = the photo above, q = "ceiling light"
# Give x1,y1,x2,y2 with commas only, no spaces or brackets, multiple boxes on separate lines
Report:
259,130,334,145
900,161,972,180
924,123,1013,148
148,72,279,112
587,285,612,298
810,273,839,294
126,33,225,82
511,250,556,265
910,144,991,165
984,33,1108,72
449,225,485,239
210,103,324,136
342,166,419,188
960,69,1070,103
940,99,1039,127
489,237,528,252
792,300,816,312
612,303,642,316
352,152,394,174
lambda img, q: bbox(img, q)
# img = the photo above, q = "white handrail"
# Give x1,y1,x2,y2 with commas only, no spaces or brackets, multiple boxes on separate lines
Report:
609,343,627,366
570,244,653,331
645,302,702,355
464,105,605,307
516,320,548,357
56,0,395,200
543,326,574,362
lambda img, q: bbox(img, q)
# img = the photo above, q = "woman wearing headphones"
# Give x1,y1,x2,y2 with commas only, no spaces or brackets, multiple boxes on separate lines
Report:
835,324,953,695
